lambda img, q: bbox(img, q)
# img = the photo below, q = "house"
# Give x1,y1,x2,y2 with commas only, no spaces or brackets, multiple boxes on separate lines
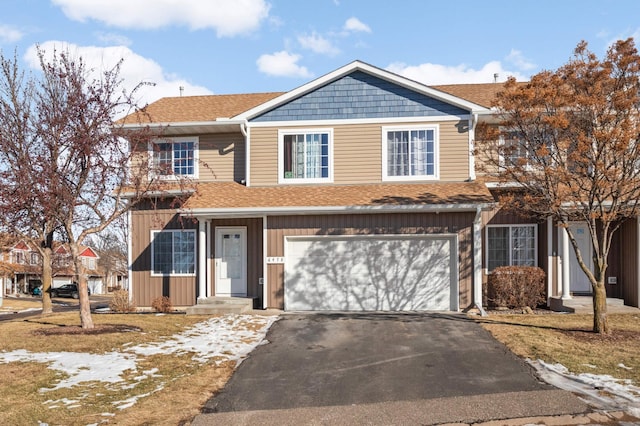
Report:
1,239,106,295
123,60,640,312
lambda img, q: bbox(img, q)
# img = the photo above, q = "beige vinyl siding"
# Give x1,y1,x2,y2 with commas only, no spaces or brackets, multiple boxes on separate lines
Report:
249,120,470,186
198,132,245,182
130,208,198,307
265,212,474,310
619,218,638,306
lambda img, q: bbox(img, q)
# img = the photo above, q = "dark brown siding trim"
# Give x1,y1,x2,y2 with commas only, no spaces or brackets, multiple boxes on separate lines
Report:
131,209,198,307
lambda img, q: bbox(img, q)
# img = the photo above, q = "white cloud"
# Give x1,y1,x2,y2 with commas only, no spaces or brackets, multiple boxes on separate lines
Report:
24,41,212,106
505,49,536,71
0,25,24,44
51,0,270,37
256,51,312,78
386,61,529,85
344,17,371,34
94,32,132,46
298,32,340,56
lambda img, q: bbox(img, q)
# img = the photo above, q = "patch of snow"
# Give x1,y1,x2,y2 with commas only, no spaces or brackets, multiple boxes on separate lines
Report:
619,363,633,370
529,359,640,415
582,363,597,369
127,314,278,364
0,314,279,411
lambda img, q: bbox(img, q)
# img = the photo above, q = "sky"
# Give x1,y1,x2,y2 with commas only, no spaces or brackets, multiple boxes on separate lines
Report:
1,0,640,107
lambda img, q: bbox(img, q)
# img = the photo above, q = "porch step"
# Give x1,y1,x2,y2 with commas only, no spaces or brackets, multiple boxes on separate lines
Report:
550,296,637,314
185,296,255,315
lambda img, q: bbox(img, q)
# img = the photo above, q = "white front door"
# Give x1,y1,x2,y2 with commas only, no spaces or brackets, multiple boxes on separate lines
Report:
215,227,247,297
568,223,593,293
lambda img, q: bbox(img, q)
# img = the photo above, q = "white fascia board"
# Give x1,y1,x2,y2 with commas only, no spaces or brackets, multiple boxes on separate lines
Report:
121,188,196,199
247,114,469,128
234,60,490,120
182,203,495,218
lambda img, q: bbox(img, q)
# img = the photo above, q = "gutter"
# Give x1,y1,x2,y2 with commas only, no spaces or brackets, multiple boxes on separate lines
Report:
468,113,478,181
240,120,249,186
180,203,496,218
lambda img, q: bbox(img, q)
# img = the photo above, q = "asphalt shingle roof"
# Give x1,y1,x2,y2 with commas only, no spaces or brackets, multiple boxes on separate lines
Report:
183,181,494,210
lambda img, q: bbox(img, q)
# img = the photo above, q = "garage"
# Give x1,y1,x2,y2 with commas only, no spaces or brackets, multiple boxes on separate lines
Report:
284,234,458,311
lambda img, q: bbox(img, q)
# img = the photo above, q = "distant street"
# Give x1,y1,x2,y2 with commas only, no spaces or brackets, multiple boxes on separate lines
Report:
0,295,111,322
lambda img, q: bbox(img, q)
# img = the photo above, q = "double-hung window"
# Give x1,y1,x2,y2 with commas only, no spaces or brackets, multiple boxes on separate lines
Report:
151,230,196,275
150,137,198,178
383,126,438,180
279,129,332,183
501,130,530,168
486,225,537,272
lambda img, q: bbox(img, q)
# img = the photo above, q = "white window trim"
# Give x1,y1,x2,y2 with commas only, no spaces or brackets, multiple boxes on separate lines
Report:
148,136,199,180
150,229,197,277
277,128,334,184
485,224,538,272
382,124,440,181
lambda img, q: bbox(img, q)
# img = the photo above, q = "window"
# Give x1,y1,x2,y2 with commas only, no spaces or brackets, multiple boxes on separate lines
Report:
279,129,332,183
82,257,96,270
486,225,537,271
151,230,196,275
500,130,531,168
13,251,24,264
150,137,198,178
383,126,438,180
30,252,39,265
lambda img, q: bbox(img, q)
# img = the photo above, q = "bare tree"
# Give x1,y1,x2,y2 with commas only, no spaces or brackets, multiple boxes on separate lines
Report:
0,46,189,328
477,38,640,334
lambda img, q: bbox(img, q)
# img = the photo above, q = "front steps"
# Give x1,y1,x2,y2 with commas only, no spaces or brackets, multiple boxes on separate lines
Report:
185,296,256,315
549,296,637,313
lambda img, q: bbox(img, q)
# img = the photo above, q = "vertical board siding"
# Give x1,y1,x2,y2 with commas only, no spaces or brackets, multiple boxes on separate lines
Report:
618,219,637,305
265,212,474,310
130,209,197,307
198,132,245,182
250,120,469,186
210,218,263,304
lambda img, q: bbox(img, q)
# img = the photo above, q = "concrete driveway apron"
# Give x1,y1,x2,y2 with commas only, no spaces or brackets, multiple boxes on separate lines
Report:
202,313,585,417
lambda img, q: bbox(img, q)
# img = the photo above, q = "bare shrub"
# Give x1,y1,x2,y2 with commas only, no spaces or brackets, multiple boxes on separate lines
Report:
109,289,137,313
486,266,546,309
151,296,173,313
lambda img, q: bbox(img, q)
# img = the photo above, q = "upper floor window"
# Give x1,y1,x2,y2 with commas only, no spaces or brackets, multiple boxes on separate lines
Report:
30,252,39,265
278,129,333,184
13,251,25,264
501,130,530,168
82,257,97,270
151,230,196,276
383,126,439,181
150,137,199,179
486,224,537,272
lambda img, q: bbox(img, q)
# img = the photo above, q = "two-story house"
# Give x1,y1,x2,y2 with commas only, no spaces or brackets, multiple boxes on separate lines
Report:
123,60,640,312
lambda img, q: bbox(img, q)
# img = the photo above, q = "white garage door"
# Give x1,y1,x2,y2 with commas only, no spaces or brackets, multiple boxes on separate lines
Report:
284,235,458,311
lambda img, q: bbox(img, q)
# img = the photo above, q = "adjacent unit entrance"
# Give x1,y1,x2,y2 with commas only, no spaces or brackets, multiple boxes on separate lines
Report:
568,223,593,294
284,234,458,311
215,227,247,297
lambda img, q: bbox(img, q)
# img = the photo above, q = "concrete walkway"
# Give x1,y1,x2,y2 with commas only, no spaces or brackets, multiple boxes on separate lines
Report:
560,296,640,314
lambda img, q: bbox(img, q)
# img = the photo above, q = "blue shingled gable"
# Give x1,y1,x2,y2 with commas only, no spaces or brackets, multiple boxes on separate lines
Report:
250,71,468,122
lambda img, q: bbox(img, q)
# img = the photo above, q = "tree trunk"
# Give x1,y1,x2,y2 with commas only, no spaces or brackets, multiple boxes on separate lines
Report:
71,244,94,329
41,247,53,315
592,281,609,334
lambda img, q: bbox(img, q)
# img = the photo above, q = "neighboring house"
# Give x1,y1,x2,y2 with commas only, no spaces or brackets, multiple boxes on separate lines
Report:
122,60,640,311
53,245,104,294
0,239,41,295
0,239,105,295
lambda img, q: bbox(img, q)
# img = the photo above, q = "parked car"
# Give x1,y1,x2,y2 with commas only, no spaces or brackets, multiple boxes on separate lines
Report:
32,286,42,296
50,283,90,299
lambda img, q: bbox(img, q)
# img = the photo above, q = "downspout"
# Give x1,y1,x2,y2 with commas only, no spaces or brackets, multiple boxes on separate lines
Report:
473,206,487,316
468,113,478,181
240,120,250,187
127,210,133,301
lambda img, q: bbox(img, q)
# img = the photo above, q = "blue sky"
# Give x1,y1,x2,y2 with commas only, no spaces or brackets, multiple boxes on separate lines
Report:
1,0,639,106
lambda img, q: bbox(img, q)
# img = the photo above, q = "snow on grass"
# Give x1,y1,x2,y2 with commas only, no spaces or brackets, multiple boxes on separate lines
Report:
0,314,278,411
530,359,640,417
127,314,278,364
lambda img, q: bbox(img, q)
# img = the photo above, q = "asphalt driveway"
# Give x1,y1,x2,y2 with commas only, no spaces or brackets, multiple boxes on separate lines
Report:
199,313,587,424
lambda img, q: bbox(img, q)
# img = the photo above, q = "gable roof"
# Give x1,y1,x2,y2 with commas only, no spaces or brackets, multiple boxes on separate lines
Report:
119,61,511,127
182,181,494,215
236,60,491,120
